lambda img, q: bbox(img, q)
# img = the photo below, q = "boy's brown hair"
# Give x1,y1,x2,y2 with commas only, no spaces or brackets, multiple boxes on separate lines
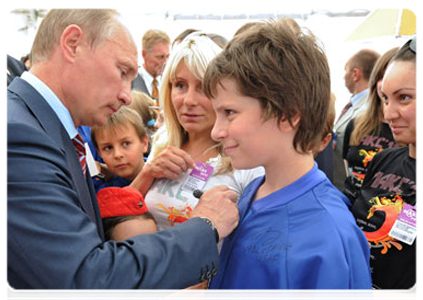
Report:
204,19,331,153
91,106,147,150
323,93,336,140
129,90,158,131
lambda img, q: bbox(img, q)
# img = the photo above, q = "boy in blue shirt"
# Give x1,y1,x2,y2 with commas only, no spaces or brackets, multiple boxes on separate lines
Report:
203,19,372,289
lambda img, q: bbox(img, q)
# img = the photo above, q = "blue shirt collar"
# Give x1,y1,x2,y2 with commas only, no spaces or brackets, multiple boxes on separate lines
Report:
350,89,369,106
21,71,78,139
245,163,327,212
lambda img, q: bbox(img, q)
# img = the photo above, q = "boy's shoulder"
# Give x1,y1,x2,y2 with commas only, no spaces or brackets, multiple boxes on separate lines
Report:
289,180,365,246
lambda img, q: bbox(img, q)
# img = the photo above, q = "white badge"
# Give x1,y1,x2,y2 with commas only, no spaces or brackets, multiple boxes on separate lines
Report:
181,162,214,194
389,203,417,246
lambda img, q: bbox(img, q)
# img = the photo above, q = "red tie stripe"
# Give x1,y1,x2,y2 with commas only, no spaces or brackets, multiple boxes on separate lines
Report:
72,133,87,177
336,101,352,124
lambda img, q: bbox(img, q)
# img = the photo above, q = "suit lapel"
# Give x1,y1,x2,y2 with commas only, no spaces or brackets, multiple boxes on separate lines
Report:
9,78,104,239
131,74,151,97
334,106,355,132
85,168,105,240
61,129,98,222
334,93,369,133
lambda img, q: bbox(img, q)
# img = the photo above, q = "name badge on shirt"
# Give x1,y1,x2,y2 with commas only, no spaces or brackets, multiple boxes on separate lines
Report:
181,162,214,194
389,204,416,246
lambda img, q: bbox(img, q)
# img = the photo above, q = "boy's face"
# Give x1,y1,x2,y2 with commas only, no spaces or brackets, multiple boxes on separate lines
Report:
211,78,289,170
96,123,148,181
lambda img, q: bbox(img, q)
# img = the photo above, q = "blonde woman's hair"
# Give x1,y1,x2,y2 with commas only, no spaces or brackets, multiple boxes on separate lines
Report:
151,34,232,173
31,9,127,64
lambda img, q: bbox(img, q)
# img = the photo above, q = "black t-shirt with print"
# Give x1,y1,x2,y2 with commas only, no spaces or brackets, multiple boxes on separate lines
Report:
352,147,416,289
343,119,400,202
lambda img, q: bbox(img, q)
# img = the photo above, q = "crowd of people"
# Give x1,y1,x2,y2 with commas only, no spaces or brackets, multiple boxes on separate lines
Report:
7,9,416,290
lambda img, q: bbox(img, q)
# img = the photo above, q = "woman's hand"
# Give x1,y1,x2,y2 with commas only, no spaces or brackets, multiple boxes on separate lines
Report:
145,146,196,180
131,146,195,195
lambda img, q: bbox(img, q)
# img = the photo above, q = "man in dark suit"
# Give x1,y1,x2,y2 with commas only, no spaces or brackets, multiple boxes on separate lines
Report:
131,29,170,103
8,9,239,289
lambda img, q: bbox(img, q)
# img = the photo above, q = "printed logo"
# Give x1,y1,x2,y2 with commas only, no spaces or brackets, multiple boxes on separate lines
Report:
359,148,383,168
364,194,405,254
156,203,193,226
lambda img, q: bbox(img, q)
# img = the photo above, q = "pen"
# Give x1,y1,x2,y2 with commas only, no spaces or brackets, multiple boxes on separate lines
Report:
193,189,204,199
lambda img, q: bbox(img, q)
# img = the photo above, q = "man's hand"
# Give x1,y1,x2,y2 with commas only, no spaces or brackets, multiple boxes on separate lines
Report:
191,185,239,240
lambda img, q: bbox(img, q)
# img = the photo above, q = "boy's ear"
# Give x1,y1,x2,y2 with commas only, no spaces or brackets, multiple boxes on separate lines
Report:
278,113,301,131
142,135,149,153
318,132,333,153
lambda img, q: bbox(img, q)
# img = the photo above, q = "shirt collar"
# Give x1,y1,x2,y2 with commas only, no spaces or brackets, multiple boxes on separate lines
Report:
251,163,326,211
351,89,369,106
140,65,161,93
21,71,79,139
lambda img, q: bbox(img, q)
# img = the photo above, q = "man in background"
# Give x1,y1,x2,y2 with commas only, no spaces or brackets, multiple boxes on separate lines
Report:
333,49,380,191
131,29,170,104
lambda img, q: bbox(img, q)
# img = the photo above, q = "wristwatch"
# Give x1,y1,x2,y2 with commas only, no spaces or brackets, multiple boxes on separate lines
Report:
199,217,219,243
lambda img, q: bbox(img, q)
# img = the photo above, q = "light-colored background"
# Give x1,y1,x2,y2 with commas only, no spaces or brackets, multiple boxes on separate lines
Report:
5,1,416,118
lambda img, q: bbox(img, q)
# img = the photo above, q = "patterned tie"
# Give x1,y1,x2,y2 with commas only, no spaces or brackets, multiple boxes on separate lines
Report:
336,101,352,124
151,78,159,104
72,133,87,177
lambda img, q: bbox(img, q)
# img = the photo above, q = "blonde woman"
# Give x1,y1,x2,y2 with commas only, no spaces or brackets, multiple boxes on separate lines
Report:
133,36,263,229
132,34,263,231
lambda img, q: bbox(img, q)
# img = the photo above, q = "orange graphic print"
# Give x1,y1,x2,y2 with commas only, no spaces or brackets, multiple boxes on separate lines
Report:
359,148,383,167
365,194,405,254
351,171,365,184
156,203,193,226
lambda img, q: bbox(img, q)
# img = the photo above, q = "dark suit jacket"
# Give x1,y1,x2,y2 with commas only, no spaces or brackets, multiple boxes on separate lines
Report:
131,73,150,96
7,77,219,289
7,55,27,86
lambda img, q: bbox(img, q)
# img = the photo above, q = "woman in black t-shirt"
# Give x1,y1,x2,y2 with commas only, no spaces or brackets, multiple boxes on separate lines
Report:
342,48,400,203
352,36,416,289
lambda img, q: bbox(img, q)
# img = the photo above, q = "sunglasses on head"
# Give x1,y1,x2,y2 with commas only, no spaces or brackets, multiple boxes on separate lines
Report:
410,32,420,56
